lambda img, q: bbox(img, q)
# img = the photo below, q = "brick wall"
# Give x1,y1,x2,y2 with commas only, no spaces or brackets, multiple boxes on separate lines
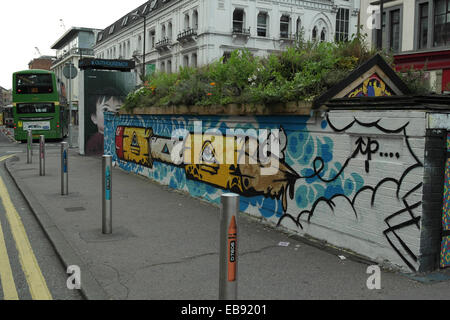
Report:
29,59,53,71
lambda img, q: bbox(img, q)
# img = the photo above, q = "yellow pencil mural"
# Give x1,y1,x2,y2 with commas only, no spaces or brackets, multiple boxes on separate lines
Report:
115,126,299,212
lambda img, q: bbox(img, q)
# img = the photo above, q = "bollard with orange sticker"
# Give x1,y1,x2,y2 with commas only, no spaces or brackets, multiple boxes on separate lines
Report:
219,193,239,300
228,216,237,282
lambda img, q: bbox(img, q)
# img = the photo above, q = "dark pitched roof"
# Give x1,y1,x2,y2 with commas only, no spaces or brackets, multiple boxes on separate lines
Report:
96,0,174,45
313,54,411,108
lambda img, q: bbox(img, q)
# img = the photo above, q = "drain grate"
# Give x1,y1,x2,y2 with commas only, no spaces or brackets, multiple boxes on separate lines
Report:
64,207,86,213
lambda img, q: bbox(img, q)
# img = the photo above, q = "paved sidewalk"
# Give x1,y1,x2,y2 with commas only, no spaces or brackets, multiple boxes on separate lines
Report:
6,147,450,300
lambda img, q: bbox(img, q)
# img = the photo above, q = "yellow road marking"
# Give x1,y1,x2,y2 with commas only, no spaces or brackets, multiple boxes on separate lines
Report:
0,155,15,162
0,217,19,300
0,176,52,300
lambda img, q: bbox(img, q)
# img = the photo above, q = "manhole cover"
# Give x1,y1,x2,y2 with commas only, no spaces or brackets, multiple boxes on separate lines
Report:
64,207,86,213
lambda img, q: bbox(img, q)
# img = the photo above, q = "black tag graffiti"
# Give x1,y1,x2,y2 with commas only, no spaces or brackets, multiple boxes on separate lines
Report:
353,137,380,173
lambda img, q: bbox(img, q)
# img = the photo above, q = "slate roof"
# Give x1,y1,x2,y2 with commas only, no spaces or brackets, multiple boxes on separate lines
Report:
96,0,174,45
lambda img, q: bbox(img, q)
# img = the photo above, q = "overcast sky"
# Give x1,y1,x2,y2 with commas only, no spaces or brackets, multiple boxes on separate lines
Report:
0,0,146,89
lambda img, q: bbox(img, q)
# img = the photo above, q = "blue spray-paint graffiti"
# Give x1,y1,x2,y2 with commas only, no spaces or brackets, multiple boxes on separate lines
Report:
104,113,364,221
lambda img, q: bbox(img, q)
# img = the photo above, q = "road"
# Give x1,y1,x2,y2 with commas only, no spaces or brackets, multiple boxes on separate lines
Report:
0,127,82,300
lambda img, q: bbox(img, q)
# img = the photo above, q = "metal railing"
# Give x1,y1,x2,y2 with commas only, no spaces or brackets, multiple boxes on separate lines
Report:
177,28,198,42
155,37,172,49
232,27,251,36
53,48,95,65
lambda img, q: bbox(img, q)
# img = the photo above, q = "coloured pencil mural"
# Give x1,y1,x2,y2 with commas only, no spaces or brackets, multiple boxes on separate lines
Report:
440,133,450,268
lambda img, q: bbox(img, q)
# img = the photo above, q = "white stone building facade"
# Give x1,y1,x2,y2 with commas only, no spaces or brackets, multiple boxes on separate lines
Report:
94,0,360,83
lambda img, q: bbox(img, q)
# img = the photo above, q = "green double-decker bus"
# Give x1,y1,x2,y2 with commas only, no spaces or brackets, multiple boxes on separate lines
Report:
12,70,69,142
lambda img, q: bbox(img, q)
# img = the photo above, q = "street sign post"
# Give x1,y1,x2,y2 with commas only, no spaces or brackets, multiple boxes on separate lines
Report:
102,155,113,234
61,142,69,195
63,63,78,148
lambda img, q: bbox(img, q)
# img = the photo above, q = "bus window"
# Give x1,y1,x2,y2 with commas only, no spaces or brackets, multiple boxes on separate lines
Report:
16,74,53,94
17,103,55,114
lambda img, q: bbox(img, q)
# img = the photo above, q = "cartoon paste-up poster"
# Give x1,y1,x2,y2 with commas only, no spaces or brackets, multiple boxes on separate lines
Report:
83,70,135,156
346,73,395,98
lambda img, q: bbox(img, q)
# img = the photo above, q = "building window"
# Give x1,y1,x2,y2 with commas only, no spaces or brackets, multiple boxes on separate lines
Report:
312,26,318,41
321,28,327,42
185,14,190,30
150,30,155,48
335,8,350,42
184,55,189,67
257,12,268,37
296,18,302,38
192,53,198,68
434,0,450,46
167,60,172,73
419,3,429,48
390,9,401,52
193,10,199,30
223,52,231,63
168,22,173,40
280,15,290,38
162,25,166,39
138,35,142,53
233,9,245,32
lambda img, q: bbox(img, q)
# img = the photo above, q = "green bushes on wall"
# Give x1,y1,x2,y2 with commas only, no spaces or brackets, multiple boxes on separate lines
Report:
122,33,428,111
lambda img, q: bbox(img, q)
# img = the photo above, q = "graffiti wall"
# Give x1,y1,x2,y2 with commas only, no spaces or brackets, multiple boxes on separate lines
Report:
440,133,450,268
104,110,429,271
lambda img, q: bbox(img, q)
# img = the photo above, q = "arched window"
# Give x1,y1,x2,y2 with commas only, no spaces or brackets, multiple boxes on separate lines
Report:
312,26,318,41
321,28,326,42
168,22,173,40
193,10,199,30
296,18,302,39
184,14,190,30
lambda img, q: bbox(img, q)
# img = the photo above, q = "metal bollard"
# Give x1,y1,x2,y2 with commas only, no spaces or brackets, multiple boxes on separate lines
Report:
39,135,45,176
61,142,69,195
219,193,239,300
102,155,113,235
27,129,33,164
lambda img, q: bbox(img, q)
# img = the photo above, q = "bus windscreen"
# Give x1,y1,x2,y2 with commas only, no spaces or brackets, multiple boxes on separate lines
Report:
16,74,53,94
17,103,55,114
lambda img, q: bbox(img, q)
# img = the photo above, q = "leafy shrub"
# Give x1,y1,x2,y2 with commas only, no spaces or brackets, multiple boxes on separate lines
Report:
123,32,429,111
